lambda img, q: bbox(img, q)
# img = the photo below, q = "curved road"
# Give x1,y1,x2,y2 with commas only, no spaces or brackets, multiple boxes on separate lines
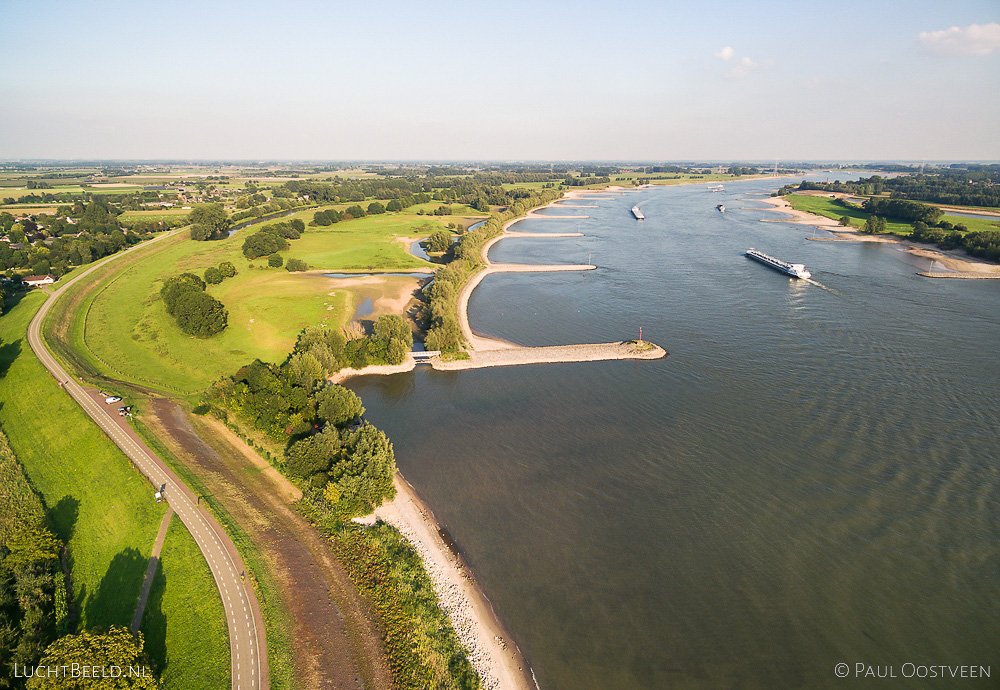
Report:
25,234,267,690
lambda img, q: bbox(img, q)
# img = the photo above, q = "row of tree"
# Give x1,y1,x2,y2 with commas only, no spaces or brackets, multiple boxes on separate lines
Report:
861,197,943,225
0,429,69,684
784,170,1000,208
421,187,563,352
911,224,1000,262
160,273,228,337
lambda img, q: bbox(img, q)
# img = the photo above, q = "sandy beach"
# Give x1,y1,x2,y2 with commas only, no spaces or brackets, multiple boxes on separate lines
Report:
369,474,536,690
761,196,1000,277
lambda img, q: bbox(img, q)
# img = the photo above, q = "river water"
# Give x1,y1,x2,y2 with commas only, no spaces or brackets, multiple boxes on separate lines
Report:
347,176,1000,689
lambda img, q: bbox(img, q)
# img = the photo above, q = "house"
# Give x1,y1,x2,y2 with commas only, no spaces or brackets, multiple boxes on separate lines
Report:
23,274,56,287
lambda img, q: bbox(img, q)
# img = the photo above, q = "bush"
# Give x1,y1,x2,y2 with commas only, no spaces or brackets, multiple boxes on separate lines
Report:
268,253,283,268
204,266,223,284
285,258,307,272
427,230,452,253
218,261,237,278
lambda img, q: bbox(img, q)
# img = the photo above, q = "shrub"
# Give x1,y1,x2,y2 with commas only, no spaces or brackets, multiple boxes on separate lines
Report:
204,266,223,284
268,253,283,268
286,258,307,272
427,230,452,253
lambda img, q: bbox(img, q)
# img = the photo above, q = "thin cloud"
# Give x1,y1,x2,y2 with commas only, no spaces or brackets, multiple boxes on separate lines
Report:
714,46,734,61
729,56,759,78
918,22,1000,56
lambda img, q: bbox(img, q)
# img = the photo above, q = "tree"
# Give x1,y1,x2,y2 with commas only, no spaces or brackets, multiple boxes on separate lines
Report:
290,219,305,232
284,438,328,478
30,626,157,689
204,266,223,284
838,216,851,227
218,261,236,278
189,223,212,241
345,205,366,219
160,273,205,315
330,424,396,517
285,258,307,272
367,202,386,215
315,385,364,427
189,203,230,241
268,253,283,268
427,230,452,253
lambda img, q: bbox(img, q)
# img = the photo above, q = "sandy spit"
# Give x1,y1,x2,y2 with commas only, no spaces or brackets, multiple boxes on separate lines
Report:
369,474,536,690
432,341,666,371
761,197,1000,277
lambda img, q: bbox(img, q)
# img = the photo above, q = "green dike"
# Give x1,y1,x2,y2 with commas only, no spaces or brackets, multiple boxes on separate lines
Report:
45,209,455,395
0,292,228,688
141,516,230,690
131,416,295,690
786,193,1000,235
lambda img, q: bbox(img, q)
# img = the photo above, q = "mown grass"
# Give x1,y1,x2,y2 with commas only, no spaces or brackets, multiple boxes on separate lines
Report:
55,210,447,393
0,295,220,688
0,292,165,630
786,194,1000,236
141,517,230,690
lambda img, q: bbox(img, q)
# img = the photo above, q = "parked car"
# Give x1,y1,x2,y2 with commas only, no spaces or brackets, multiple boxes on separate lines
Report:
105,395,122,404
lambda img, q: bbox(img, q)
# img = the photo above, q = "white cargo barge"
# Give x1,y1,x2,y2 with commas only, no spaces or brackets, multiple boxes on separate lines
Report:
745,248,811,279
631,206,644,220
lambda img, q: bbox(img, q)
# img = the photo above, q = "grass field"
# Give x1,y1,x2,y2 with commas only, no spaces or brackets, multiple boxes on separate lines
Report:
119,209,193,221
786,194,1000,236
47,208,448,394
141,517,230,690
0,292,228,688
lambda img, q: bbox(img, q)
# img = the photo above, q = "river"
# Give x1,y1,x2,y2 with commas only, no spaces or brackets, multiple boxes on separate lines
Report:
347,175,1000,688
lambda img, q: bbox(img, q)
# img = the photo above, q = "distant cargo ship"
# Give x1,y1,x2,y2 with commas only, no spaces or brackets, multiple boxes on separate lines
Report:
745,248,811,279
631,206,644,220
717,204,725,213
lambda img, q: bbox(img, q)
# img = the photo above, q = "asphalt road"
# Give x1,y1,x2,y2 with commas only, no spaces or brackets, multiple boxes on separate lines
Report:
24,236,267,689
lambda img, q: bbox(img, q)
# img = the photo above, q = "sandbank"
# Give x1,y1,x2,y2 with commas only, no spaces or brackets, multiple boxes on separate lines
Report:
761,196,1000,278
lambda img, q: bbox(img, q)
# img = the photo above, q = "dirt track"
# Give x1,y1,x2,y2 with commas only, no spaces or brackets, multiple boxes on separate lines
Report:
146,399,392,690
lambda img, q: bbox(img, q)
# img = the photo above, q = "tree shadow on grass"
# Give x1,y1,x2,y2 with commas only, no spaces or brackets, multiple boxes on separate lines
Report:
84,547,148,629
0,337,22,379
47,495,79,544
139,562,168,674
48,496,80,630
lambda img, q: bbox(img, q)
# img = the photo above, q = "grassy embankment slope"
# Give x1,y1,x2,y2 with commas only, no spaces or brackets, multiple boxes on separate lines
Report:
0,291,228,689
786,194,1000,235
141,517,230,690
44,204,476,394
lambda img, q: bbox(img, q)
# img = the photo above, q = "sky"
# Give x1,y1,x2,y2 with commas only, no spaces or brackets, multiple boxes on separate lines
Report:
1,0,998,161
